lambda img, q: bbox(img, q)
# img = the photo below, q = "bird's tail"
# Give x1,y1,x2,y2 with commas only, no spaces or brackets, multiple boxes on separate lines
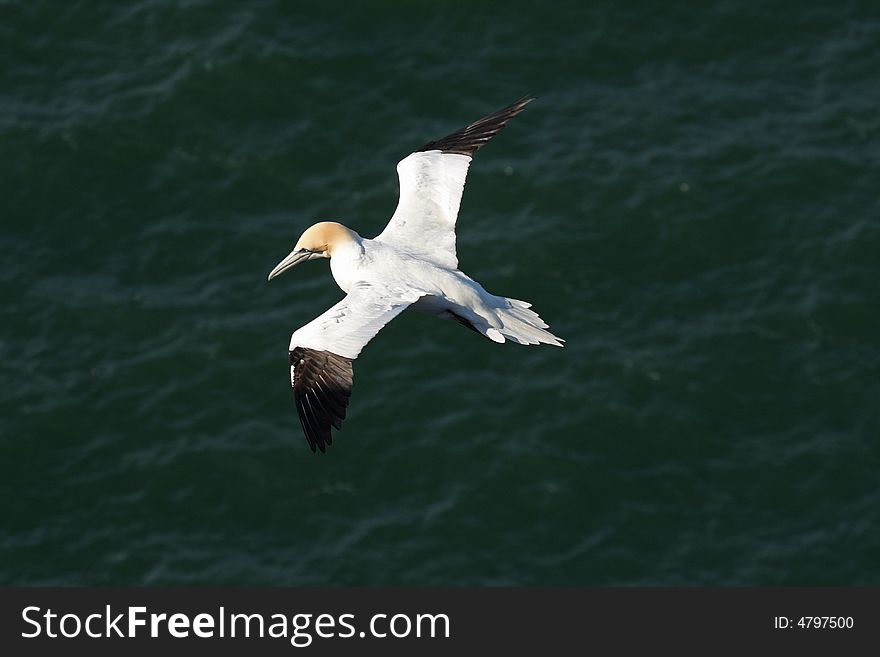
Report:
484,297,564,347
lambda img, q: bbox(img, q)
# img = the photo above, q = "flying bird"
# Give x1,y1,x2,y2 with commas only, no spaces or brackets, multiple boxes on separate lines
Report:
268,97,564,452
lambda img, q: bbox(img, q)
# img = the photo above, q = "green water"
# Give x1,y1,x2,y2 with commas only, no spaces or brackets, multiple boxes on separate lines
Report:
1,1,878,585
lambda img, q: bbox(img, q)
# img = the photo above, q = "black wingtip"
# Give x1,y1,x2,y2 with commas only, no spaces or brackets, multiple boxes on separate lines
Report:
418,96,535,157
290,347,354,454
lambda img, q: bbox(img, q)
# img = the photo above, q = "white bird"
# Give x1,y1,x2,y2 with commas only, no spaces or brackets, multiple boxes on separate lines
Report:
268,97,563,452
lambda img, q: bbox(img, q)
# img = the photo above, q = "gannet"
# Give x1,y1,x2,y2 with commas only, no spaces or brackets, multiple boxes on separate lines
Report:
268,97,564,452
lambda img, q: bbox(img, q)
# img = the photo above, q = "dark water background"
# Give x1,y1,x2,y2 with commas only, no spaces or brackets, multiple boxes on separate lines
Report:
2,1,878,585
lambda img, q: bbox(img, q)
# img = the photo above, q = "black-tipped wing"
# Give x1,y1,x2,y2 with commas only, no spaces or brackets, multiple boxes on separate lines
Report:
290,347,353,453
286,282,424,452
376,97,534,269
418,96,534,156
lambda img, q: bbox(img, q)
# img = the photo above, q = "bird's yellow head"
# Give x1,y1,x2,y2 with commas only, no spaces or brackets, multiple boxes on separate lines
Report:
267,222,358,281
294,222,351,256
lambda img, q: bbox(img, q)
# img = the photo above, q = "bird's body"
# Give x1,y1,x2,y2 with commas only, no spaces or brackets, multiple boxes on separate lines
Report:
268,97,563,452
306,229,559,351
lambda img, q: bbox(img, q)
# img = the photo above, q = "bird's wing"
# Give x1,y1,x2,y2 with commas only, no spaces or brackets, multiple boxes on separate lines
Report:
287,281,423,452
376,97,534,269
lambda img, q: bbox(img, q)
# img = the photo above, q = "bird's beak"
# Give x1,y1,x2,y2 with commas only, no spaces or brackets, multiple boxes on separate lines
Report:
267,248,313,281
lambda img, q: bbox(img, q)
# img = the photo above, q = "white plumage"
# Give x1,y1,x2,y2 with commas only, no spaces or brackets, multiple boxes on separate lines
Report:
377,151,471,269
268,97,563,452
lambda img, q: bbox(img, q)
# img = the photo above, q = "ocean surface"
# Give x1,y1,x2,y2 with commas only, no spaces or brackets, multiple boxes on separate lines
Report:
1,1,878,586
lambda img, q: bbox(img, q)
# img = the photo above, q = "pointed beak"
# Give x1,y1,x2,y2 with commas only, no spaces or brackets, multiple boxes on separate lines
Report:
267,248,312,281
